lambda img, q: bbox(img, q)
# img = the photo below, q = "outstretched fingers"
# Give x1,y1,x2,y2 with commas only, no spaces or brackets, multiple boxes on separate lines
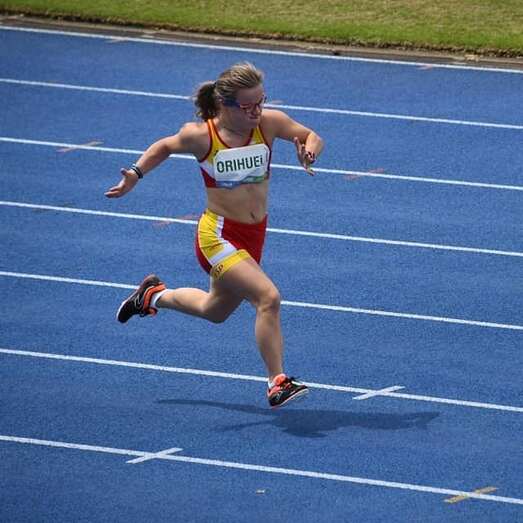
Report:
104,168,139,198
294,137,315,176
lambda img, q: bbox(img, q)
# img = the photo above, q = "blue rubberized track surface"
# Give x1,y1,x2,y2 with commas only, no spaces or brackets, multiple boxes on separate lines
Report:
0,24,522,522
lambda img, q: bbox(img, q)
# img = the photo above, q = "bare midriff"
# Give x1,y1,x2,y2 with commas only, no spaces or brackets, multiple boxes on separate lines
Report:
206,179,269,224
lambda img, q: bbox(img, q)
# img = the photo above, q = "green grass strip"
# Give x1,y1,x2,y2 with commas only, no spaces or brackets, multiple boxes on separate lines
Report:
1,0,523,56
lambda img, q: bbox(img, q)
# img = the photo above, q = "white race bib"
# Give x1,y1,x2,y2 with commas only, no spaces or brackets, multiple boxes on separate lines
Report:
213,143,270,184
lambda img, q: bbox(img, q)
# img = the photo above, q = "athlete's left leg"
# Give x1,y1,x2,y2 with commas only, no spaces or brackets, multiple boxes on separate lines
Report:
154,258,284,378
155,277,244,324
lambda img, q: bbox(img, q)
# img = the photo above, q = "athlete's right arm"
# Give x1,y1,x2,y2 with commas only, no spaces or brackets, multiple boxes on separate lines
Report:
105,123,203,199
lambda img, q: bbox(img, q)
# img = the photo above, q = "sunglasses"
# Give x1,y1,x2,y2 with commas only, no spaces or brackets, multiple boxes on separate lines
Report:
223,94,267,113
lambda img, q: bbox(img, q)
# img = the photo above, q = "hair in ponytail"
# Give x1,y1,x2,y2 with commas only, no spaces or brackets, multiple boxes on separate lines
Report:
194,81,218,121
194,62,264,120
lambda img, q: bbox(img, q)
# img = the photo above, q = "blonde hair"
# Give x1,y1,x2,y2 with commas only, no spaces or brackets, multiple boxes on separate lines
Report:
194,62,264,120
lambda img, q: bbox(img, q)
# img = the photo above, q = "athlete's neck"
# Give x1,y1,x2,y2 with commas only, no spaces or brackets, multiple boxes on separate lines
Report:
215,115,253,139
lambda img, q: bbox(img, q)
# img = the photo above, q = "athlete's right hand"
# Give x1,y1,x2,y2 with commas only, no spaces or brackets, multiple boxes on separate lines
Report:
104,168,139,198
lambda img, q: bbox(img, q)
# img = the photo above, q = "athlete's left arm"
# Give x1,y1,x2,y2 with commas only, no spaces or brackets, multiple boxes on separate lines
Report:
266,110,324,175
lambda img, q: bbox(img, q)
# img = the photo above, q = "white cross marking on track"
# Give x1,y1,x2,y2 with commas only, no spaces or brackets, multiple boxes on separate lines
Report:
127,447,183,464
353,386,405,401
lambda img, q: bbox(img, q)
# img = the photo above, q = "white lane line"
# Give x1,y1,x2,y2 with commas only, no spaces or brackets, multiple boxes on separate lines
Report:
1,434,522,504
306,164,523,191
353,386,405,401
0,137,147,156
1,271,522,331
0,201,199,225
272,101,523,130
266,225,523,258
276,163,523,191
2,78,522,131
2,200,522,258
1,348,522,413
2,136,523,192
127,447,183,464
0,78,190,100
0,271,135,290
0,434,143,457
281,298,523,331
1,25,522,75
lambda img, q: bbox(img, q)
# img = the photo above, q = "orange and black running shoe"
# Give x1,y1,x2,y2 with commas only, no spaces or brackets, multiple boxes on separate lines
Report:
267,374,309,408
116,274,166,323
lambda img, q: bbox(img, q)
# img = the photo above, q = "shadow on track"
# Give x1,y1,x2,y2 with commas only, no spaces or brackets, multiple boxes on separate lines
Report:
157,399,439,438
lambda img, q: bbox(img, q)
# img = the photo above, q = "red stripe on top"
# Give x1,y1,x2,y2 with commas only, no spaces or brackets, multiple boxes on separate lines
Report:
200,167,217,188
197,120,214,163
258,122,272,178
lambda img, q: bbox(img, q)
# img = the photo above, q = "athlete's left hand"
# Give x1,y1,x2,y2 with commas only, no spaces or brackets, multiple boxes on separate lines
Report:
294,137,316,176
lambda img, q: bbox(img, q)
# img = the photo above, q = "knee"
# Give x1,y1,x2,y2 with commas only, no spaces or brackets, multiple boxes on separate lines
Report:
257,287,281,313
206,310,230,324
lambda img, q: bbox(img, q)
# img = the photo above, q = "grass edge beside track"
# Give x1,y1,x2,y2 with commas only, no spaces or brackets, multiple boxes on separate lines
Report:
1,7,522,59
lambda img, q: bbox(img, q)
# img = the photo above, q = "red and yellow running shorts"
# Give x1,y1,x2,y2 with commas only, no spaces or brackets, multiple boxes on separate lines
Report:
195,209,267,279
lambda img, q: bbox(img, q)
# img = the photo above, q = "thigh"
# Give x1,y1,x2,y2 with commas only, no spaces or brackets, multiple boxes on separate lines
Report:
213,257,278,306
205,276,245,319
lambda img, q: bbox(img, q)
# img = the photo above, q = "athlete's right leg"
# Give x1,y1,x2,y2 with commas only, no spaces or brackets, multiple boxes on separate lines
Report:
208,258,284,381
209,258,308,407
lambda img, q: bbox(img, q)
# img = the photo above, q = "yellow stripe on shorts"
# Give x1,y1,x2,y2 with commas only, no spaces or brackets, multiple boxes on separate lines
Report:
198,210,252,279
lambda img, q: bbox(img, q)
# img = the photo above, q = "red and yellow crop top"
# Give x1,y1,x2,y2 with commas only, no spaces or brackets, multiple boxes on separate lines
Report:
198,119,271,189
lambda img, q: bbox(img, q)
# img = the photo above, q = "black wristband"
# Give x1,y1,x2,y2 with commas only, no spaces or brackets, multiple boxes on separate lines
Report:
130,163,144,179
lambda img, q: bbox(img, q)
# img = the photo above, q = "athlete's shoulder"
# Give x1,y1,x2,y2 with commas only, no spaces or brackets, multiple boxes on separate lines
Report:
262,108,289,122
160,120,209,157
178,120,211,154
260,109,295,142
178,120,208,140
261,109,295,130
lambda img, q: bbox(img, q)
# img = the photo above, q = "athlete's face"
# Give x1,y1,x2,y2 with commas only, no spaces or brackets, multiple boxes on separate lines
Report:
226,84,266,128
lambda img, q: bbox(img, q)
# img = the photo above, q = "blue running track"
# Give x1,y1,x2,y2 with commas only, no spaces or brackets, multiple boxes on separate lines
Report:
0,23,522,522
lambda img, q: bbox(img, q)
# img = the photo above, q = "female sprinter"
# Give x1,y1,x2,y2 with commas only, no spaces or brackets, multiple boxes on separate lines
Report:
105,62,324,408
